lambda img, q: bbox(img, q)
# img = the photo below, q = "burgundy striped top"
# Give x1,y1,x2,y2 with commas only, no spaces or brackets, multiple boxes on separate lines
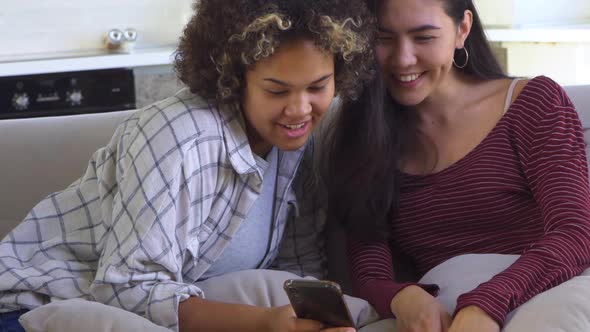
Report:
348,76,590,325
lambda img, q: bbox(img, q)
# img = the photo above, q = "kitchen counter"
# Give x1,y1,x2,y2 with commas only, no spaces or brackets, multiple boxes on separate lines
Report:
0,47,175,77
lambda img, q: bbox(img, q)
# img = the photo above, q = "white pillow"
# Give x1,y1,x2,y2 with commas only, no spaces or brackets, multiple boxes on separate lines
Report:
418,253,590,331
19,298,169,332
503,269,590,332
418,253,519,314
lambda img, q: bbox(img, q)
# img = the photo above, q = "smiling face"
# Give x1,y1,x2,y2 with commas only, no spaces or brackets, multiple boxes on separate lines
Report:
242,38,335,156
375,0,471,107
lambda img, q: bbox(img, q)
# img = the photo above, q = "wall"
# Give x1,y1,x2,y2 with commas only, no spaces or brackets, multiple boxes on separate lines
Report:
0,0,193,60
476,0,590,27
503,43,590,86
475,0,590,85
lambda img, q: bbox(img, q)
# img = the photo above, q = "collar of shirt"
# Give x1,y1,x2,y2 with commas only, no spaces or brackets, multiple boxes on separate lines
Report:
216,101,308,188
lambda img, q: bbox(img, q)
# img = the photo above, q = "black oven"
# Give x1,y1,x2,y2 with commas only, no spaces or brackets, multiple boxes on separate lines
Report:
0,69,136,120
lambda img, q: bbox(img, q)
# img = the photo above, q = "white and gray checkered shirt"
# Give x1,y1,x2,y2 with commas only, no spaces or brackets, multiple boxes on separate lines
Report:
0,89,327,330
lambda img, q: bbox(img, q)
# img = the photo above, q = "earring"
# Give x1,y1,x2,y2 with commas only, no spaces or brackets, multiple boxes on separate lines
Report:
453,47,469,69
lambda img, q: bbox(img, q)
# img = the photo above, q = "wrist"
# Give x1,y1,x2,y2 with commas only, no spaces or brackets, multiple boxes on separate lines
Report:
456,305,485,316
257,307,275,332
389,285,423,315
456,305,496,323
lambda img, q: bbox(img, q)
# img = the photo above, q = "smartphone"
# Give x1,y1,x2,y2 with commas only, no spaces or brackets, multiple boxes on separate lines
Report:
283,279,356,328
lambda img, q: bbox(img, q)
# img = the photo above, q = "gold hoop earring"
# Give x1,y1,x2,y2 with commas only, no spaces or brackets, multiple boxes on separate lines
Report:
453,47,469,69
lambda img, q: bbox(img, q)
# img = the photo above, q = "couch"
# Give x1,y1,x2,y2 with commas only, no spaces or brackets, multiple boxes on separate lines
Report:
0,84,589,332
0,110,135,233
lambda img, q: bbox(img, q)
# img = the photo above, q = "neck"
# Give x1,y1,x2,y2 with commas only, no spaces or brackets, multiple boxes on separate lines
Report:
247,130,273,158
411,69,471,128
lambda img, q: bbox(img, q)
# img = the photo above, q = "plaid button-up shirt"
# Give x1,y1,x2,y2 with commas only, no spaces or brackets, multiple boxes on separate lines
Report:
0,89,327,330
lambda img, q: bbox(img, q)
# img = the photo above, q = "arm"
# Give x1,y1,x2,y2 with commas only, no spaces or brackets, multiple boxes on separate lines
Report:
178,298,274,332
90,114,206,330
179,297,356,332
347,238,439,319
454,77,590,326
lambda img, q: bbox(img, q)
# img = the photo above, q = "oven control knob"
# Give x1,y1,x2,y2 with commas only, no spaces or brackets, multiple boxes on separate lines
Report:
11,92,30,111
66,89,84,106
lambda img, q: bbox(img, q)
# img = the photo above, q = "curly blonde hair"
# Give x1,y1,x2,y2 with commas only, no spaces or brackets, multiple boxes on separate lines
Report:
175,0,375,108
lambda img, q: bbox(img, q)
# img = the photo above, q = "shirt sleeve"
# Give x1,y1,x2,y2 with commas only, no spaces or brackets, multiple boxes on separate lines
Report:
348,238,439,319
89,112,205,332
454,77,590,326
90,189,203,331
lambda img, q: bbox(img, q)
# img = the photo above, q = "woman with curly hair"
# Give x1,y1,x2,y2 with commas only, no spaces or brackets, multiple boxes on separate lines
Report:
0,0,375,331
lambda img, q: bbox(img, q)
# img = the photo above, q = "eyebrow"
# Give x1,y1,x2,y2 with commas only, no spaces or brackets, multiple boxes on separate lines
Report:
263,73,333,87
378,24,441,34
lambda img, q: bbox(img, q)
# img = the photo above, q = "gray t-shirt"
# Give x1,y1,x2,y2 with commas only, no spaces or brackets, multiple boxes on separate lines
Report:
200,147,279,280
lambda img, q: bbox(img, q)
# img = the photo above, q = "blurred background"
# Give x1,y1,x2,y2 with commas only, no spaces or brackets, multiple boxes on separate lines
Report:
0,0,587,119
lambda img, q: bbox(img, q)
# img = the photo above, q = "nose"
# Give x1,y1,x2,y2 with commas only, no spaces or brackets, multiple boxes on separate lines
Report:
284,93,312,117
392,39,417,68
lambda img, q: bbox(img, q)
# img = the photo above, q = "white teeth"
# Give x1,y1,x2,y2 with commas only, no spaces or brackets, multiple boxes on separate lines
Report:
283,123,306,130
399,74,420,82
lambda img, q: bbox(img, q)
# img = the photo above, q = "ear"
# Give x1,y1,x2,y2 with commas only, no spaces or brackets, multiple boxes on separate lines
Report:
456,9,473,48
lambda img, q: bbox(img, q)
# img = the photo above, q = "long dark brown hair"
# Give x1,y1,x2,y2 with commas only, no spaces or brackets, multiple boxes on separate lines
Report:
324,0,507,241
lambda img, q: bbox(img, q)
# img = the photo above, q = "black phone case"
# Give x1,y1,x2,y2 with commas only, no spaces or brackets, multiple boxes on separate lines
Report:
283,279,356,328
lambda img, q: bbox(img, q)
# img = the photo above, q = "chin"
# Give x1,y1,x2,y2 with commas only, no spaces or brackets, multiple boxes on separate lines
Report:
387,85,428,107
279,143,306,152
391,94,423,107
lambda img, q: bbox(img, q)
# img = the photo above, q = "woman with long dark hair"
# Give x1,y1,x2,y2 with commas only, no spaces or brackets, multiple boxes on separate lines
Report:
325,0,590,331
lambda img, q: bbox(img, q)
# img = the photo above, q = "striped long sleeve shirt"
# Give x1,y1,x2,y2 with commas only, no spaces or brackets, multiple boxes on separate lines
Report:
349,76,590,325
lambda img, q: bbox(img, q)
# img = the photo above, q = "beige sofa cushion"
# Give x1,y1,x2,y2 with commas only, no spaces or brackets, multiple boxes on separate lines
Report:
0,110,135,237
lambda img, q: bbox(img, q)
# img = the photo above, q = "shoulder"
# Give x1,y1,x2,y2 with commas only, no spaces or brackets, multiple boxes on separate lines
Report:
112,89,231,180
506,77,584,151
122,89,227,153
517,76,570,108
135,89,225,140
509,76,575,123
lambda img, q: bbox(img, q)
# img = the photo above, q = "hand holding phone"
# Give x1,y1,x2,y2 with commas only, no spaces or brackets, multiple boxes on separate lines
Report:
283,279,356,328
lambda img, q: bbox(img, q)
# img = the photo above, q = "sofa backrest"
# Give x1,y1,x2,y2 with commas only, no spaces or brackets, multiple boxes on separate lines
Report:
0,110,135,236
0,85,588,238
565,85,590,170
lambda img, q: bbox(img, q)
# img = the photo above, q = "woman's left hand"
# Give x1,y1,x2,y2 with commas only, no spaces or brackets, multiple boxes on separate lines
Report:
448,305,500,332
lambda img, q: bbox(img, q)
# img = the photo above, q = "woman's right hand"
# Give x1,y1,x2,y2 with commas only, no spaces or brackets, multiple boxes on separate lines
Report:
266,305,355,332
390,285,452,332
